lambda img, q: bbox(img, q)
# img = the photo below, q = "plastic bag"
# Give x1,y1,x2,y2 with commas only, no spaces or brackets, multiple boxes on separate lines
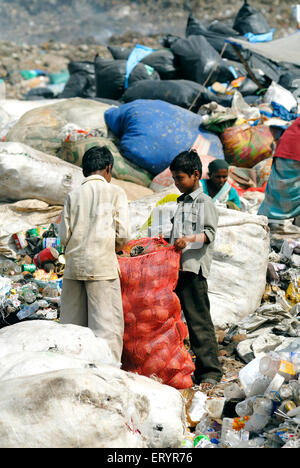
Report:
109,46,178,80
185,14,243,62
60,61,96,99
264,81,298,113
233,0,270,35
221,124,275,168
95,56,160,101
104,99,224,175
170,35,237,86
0,142,83,205
57,134,153,187
118,238,195,389
121,79,210,112
5,98,112,156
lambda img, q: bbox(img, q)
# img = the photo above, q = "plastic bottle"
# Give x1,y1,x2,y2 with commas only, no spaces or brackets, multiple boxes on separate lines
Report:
244,397,273,433
291,352,300,374
22,289,36,304
16,302,39,320
235,396,256,417
1,260,22,276
223,382,245,400
252,397,273,416
259,353,296,381
279,383,295,401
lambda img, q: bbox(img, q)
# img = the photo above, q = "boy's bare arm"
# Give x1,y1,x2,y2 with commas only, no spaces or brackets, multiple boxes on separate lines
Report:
175,233,208,251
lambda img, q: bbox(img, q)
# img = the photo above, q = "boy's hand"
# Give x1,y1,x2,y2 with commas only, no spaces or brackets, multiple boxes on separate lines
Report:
174,233,208,251
174,237,189,251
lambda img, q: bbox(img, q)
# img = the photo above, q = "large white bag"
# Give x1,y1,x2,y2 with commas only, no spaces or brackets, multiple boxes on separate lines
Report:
0,359,185,448
0,320,186,448
5,98,112,156
0,142,84,205
0,320,116,365
207,207,269,329
0,368,146,448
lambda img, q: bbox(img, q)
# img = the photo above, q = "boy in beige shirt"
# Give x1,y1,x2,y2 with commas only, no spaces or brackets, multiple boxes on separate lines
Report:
59,146,130,363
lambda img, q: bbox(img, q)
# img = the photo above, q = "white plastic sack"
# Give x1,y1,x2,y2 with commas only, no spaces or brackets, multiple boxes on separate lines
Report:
0,320,116,366
0,199,62,258
0,142,83,205
0,348,185,447
208,208,269,329
5,98,113,156
264,82,297,112
0,368,145,448
0,99,64,123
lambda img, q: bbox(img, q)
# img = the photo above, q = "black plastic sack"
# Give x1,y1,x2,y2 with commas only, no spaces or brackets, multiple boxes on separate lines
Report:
108,46,178,80
279,70,300,98
208,20,240,37
170,35,219,85
185,14,247,62
170,35,245,86
248,52,280,84
60,61,96,99
108,46,131,60
141,49,178,80
121,79,208,111
233,0,270,35
95,56,160,100
238,77,260,96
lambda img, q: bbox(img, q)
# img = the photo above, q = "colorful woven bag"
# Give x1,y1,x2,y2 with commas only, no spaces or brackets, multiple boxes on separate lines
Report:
221,124,274,168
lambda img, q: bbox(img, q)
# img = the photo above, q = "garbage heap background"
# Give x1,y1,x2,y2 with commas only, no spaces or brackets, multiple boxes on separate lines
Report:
0,0,299,449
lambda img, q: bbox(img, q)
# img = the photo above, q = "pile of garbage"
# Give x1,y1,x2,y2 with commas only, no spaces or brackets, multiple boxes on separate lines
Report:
178,235,300,449
0,223,64,328
180,348,300,448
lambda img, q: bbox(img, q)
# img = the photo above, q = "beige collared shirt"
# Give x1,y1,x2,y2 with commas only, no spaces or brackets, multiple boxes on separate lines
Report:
59,175,130,281
170,185,218,278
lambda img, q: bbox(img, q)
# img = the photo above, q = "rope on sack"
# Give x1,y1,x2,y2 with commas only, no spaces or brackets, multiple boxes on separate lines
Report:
188,42,228,113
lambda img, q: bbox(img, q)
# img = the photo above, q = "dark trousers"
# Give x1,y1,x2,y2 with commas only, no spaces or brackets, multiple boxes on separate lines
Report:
175,271,223,384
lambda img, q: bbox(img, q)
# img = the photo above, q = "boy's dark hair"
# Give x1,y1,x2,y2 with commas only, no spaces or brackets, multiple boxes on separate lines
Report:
170,149,202,177
81,146,114,178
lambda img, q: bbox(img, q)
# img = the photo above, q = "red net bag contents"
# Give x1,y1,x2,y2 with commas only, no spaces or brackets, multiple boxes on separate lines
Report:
118,237,195,389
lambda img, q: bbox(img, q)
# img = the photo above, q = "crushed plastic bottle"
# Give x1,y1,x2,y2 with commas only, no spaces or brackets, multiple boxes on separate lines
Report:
259,352,297,381
16,302,40,320
235,396,257,417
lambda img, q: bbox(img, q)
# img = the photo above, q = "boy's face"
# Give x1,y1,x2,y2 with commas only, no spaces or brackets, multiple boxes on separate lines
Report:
209,169,228,190
171,170,200,194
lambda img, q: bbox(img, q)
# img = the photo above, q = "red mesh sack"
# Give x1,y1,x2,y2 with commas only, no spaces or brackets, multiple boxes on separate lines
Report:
118,237,195,389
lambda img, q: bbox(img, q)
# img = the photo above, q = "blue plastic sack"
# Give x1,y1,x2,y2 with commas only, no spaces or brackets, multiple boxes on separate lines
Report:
244,29,275,43
125,45,155,89
104,100,224,175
